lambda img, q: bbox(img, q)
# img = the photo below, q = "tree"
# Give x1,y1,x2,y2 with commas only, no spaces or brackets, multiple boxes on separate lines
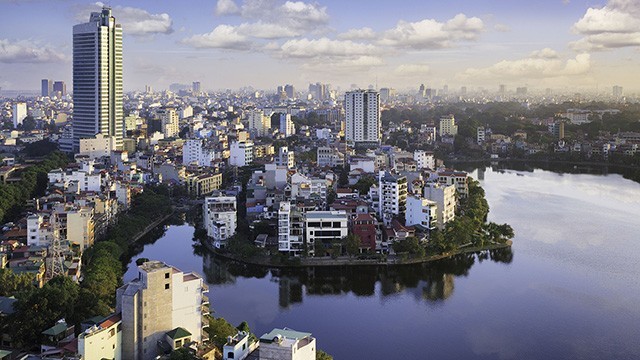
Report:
168,348,198,360
206,316,238,348
317,350,334,360
351,176,376,196
392,237,425,258
344,234,361,257
0,269,35,296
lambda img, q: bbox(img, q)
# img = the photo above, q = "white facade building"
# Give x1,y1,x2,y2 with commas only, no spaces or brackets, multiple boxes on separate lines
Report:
423,183,456,229
160,108,179,138
317,147,343,167
345,90,381,147
413,150,435,170
477,126,486,145
439,115,458,137
203,196,237,248
183,139,215,167
12,102,27,128
304,211,348,256
279,113,295,137
229,140,254,167
247,109,271,137
405,195,438,231
257,328,316,360
78,313,122,360
79,133,116,159
378,171,408,226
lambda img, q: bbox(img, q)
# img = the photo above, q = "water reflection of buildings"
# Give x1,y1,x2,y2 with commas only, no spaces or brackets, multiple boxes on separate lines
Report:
202,250,511,306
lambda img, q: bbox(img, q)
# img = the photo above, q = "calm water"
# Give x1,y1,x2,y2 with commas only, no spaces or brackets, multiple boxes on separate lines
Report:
125,167,640,360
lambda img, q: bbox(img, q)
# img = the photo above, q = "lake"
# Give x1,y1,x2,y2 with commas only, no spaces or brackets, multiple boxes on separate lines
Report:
124,166,640,360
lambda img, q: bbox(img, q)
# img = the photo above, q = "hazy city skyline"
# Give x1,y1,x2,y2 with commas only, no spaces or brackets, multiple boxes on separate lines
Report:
1,0,639,93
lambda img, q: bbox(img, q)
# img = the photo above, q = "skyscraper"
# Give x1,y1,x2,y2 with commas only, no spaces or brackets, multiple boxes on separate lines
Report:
344,89,380,148
41,79,52,97
53,81,66,96
73,7,123,151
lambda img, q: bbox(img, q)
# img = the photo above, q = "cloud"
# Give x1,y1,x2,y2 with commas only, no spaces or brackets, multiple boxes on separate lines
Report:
79,2,174,36
216,0,240,15
338,27,376,40
394,63,431,76
458,52,591,81
572,0,640,51
380,13,484,49
280,37,378,59
530,48,559,59
0,38,66,63
237,21,303,39
182,25,252,50
238,0,329,33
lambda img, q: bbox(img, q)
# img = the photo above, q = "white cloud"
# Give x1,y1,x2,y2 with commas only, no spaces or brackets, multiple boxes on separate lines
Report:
572,0,640,51
238,0,328,33
530,48,559,59
182,25,252,50
394,63,431,76
0,39,66,63
80,2,174,36
380,13,484,49
280,37,378,59
237,21,302,39
458,52,591,80
338,27,376,40
216,0,240,15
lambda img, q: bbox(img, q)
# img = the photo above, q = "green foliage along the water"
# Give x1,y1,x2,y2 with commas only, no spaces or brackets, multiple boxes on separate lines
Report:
0,151,68,223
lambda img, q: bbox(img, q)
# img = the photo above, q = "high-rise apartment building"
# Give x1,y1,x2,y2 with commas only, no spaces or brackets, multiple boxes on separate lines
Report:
12,102,27,128
378,171,407,226
159,108,179,138
192,81,201,93
247,109,271,137
116,261,207,360
42,79,53,97
73,7,123,151
284,84,295,99
279,113,295,137
203,195,237,248
345,89,381,148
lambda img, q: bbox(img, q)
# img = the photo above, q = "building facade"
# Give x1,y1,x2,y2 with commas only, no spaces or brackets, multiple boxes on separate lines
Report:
73,7,123,151
378,171,408,226
203,195,237,248
438,115,458,137
345,90,381,148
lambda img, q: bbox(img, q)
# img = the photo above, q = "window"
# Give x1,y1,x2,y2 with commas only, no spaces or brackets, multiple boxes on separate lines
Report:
165,283,170,290
165,272,170,279
227,352,235,359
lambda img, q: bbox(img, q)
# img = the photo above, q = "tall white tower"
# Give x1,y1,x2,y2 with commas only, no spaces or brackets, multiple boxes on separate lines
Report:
73,7,123,151
345,89,380,148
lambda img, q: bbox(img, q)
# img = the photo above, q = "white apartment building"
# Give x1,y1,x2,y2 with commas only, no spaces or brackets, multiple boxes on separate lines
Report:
405,195,438,231
438,170,469,198
247,109,271,137
413,150,435,170
203,195,237,248
183,139,215,167
116,261,207,360
378,171,408,226
276,146,295,169
304,211,348,256
66,207,95,249
439,115,458,137
78,313,122,360
257,328,316,360
279,114,295,137
477,126,486,145
180,105,193,119
289,173,328,199
423,183,456,230
345,90,381,148
48,168,102,192
79,133,116,159
160,108,179,138
278,202,304,256
317,147,343,167
27,214,54,247
12,102,27,128
229,140,254,167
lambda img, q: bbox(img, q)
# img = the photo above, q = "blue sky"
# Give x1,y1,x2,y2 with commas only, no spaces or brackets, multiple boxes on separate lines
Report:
1,0,639,93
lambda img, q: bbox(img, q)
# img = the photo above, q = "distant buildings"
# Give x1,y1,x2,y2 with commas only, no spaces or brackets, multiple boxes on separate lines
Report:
279,113,295,137
41,79,53,97
73,7,123,151
229,140,254,167
345,89,381,148
423,183,456,230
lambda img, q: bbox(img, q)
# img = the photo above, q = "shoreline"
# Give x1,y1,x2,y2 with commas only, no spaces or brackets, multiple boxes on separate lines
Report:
447,157,640,170
203,239,513,268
